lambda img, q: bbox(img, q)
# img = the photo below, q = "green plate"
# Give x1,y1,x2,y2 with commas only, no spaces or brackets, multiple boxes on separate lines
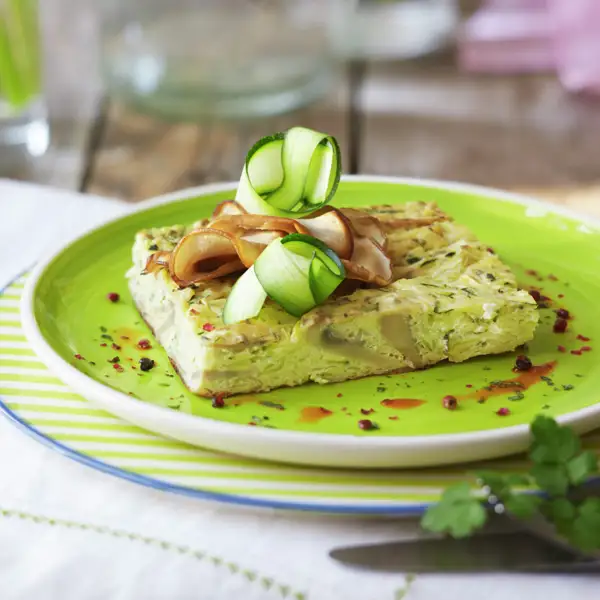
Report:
4,272,600,512
20,177,600,469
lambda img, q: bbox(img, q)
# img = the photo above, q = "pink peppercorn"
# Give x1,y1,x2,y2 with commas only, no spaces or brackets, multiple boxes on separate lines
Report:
497,407,510,416
107,293,119,303
212,396,225,408
514,355,532,372
202,323,215,332
554,318,568,333
442,395,458,410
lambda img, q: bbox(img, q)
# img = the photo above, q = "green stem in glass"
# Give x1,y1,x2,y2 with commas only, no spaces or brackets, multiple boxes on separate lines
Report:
0,0,40,111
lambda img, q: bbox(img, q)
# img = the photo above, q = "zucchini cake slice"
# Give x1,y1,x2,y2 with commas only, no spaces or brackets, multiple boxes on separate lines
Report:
128,201,539,397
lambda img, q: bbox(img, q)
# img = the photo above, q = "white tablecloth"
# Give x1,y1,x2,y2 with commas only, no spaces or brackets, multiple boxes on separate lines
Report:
0,179,596,600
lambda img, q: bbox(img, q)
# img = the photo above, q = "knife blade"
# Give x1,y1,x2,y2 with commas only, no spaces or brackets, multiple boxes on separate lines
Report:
329,530,600,573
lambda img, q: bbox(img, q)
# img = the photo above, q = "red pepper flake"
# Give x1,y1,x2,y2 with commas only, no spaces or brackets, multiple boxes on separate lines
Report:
526,269,538,277
358,419,376,431
558,294,564,299
336,393,343,398
113,363,124,372
202,323,215,332
341,407,347,411
577,335,591,342
121,336,130,340
548,274,558,281
466,384,473,388
496,407,510,416
581,346,592,352
360,408,374,415
190,308,199,315
107,292,120,303
248,422,257,426
388,416,398,420
111,343,121,351
528,290,541,302
137,339,152,350
553,318,568,334
571,349,582,356
100,343,107,348
555,308,570,320
442,395,458,410
487,247,495,254
557,345,566,353
74,353,84,360
108,356,120,364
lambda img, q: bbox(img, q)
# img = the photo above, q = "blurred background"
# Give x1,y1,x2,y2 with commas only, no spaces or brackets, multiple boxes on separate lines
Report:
2,0,600,212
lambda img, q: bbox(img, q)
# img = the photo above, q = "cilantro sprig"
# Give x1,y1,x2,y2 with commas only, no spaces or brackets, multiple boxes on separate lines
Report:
421,415,600,553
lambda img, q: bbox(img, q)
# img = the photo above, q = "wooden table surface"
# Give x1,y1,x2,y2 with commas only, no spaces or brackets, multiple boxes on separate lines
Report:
15,2,600,216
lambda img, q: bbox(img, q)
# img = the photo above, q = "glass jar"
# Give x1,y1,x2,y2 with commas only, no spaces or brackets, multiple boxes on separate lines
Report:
100,0,350,121
0,0,49,169
345,0,458,60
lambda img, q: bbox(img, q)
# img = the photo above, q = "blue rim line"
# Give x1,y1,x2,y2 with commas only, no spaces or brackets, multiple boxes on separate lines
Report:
0,269,429,516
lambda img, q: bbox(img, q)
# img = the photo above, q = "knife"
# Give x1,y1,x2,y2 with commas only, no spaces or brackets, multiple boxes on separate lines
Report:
331,483,600,573
329,530,600,574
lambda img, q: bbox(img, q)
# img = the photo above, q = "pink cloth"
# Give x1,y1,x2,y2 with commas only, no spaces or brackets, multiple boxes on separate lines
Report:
459,0,600,95
552,0,600,94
